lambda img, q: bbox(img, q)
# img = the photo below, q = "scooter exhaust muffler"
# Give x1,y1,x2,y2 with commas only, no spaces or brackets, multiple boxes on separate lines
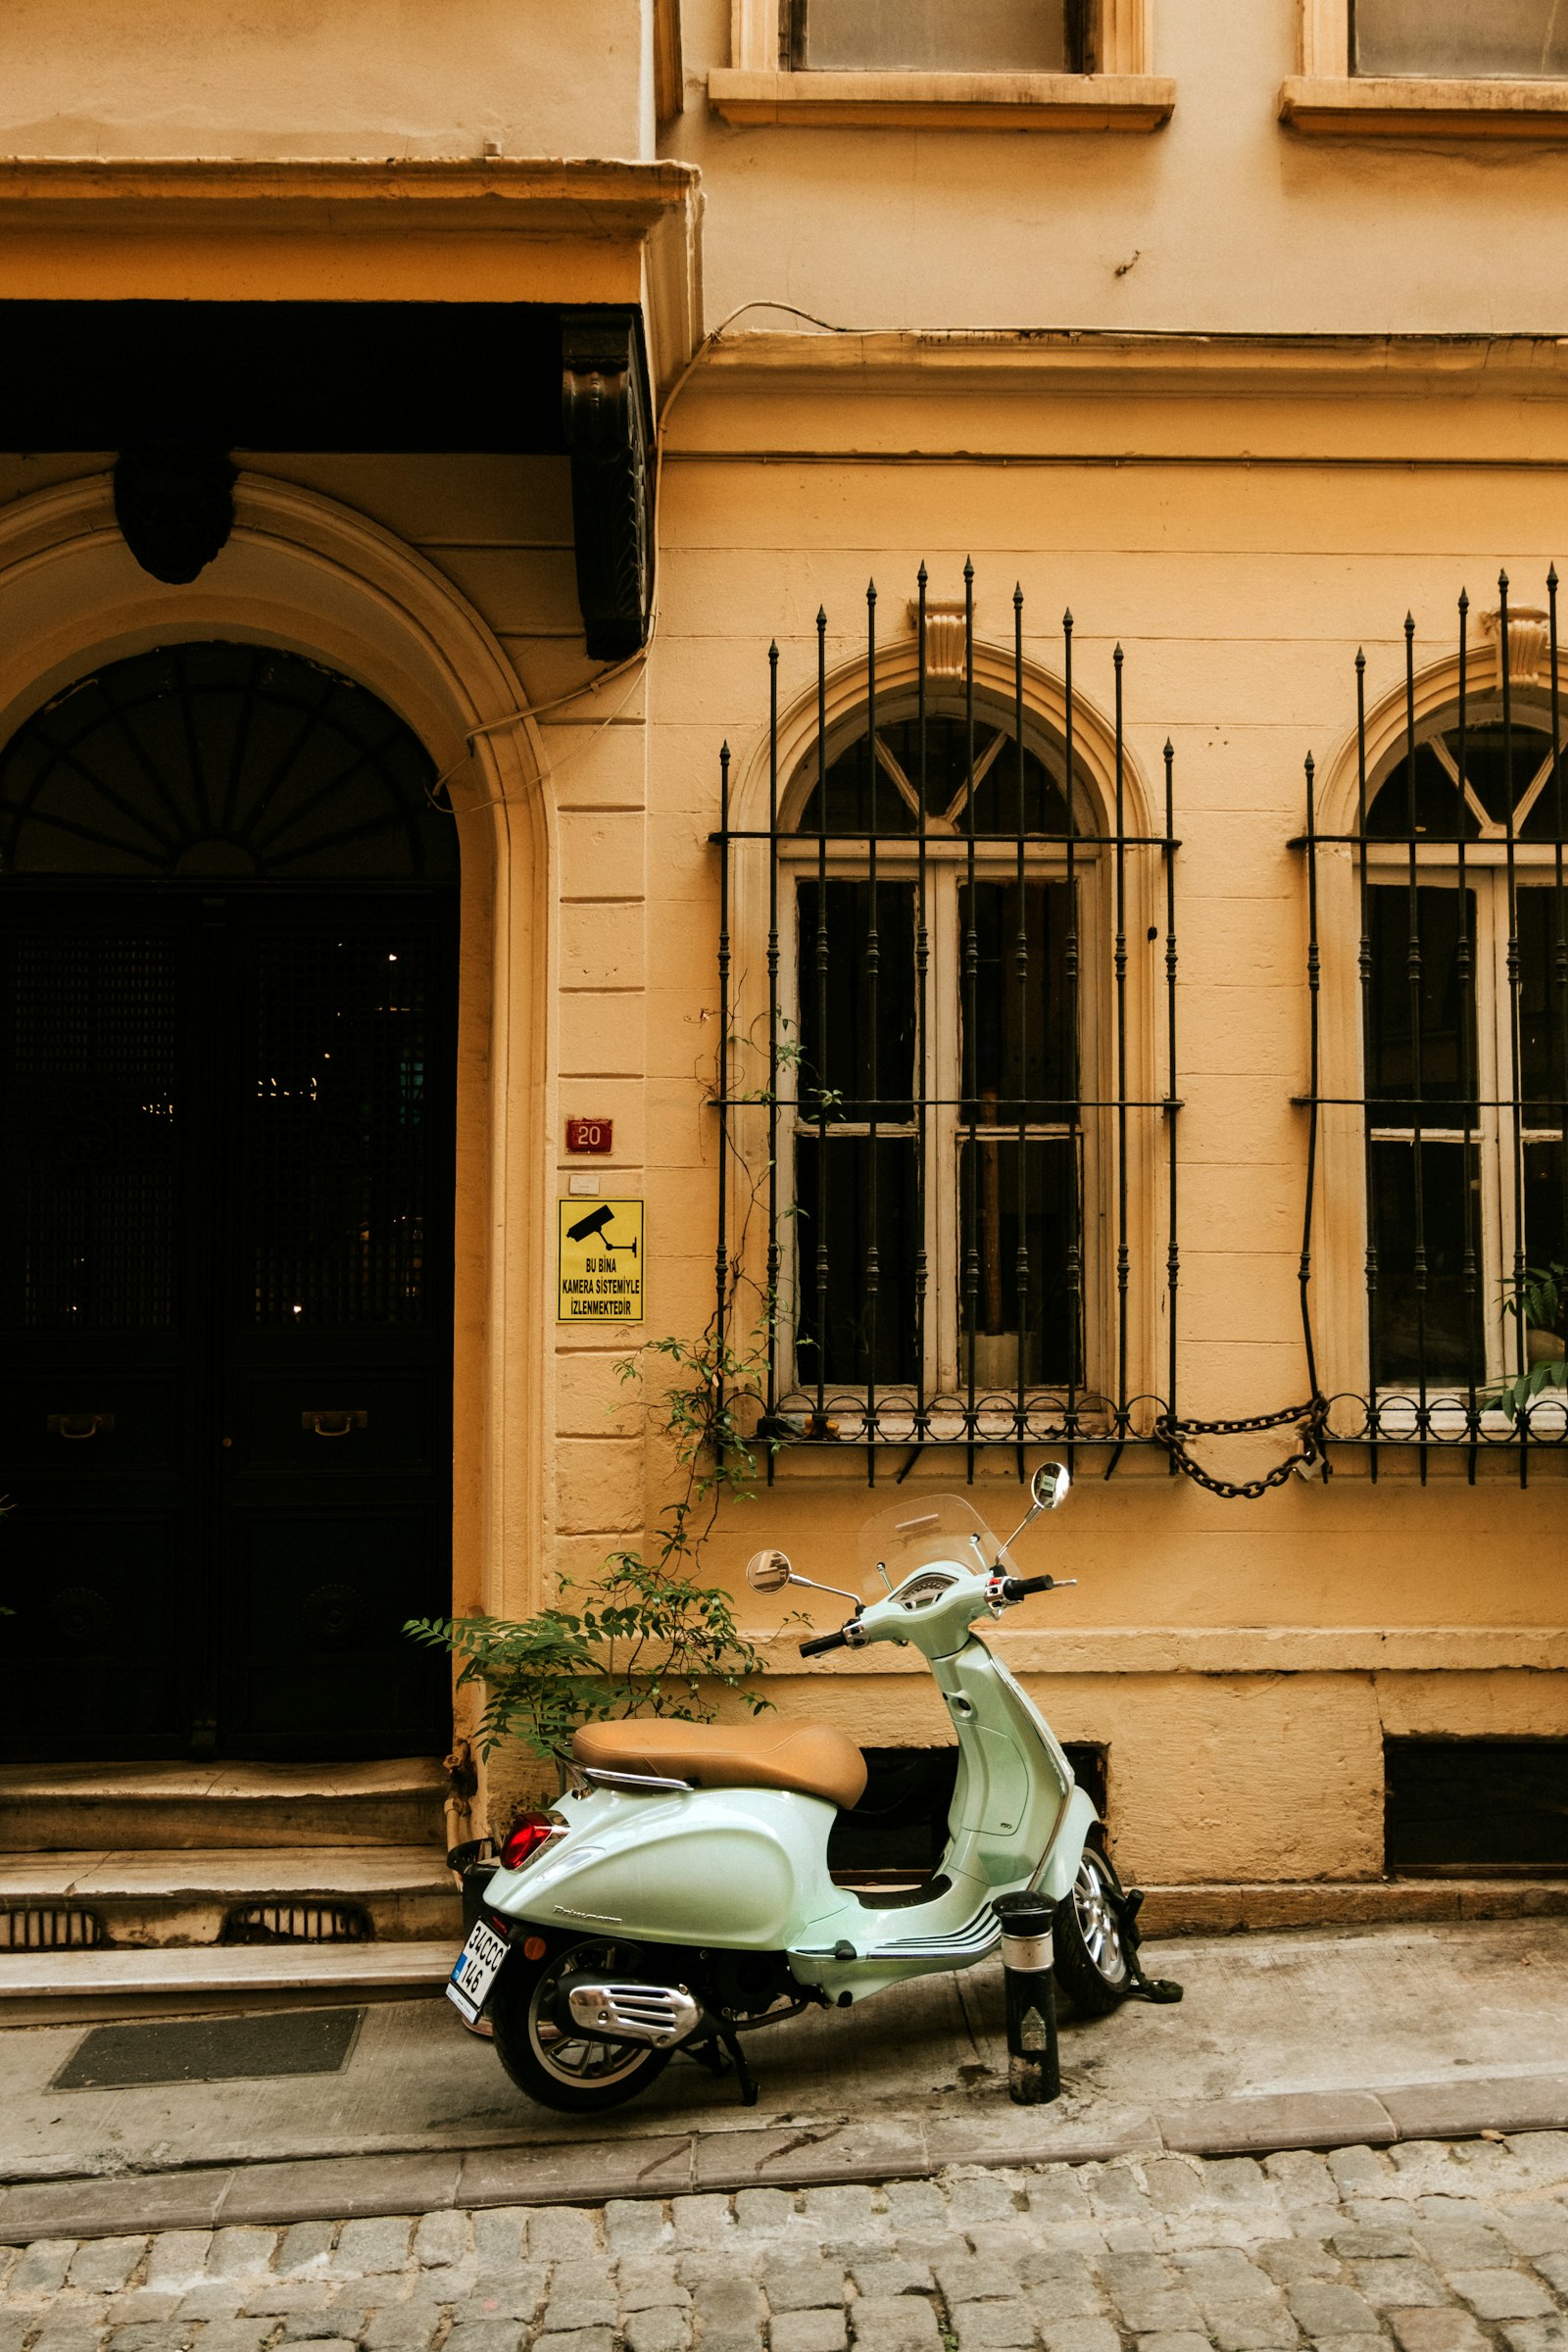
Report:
558,1976,704,2049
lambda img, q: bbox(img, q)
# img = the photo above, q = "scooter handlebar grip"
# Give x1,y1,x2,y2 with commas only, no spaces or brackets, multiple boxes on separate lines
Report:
798,1629,850,1657
1001,1574,1056,1600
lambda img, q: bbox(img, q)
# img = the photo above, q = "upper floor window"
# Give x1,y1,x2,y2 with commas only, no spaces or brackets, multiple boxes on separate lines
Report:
790,0,1089,73
1301,582,1568,1465
1361,704,1566,1396
711,573,1180,1469
789,700,1084,1403
1351,0,1568,78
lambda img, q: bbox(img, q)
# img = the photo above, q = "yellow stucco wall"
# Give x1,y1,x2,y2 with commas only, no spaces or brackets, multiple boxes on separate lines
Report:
3,0,1567,1892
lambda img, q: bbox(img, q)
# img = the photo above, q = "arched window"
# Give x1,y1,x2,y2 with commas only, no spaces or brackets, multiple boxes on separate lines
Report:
788,690,1086,1402
1360,695,1566,1398
1305,588,1568,1455
714,580,1178,1460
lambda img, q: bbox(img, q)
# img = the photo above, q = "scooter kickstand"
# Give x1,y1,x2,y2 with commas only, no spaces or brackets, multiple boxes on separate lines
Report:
713,2021,760,2107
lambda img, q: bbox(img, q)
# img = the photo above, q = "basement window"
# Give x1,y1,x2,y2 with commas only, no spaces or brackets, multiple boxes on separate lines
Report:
1386,1738,1568,1874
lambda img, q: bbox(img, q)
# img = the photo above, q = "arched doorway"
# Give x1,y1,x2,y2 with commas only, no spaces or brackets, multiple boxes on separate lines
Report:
0,641,459,1760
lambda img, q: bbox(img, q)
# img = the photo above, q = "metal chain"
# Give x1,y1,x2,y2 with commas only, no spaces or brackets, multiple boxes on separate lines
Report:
1153,1396,1328,1500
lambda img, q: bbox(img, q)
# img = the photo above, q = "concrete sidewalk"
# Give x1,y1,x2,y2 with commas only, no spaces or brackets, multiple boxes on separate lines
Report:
2,1919,1565,2240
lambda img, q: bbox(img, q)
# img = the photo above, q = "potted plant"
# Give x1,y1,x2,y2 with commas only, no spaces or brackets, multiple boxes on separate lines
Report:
1494,1260,1568,1422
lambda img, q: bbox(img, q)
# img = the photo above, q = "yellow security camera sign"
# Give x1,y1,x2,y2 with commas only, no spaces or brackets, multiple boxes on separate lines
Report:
557,1198,644,1323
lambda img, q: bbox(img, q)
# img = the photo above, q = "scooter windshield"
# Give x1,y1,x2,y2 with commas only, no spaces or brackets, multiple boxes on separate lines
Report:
855,1493,1002,1599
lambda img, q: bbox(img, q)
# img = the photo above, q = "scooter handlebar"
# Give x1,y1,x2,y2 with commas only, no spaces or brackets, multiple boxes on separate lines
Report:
798,1628,851,1657
998,1573,1069,1600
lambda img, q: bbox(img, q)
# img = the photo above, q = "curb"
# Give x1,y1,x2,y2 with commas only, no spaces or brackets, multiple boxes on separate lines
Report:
3,2072,1565,2241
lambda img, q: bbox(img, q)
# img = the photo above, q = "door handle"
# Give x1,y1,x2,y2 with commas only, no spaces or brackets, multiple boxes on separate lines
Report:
47,1412,115,1441
303,1409,368,1438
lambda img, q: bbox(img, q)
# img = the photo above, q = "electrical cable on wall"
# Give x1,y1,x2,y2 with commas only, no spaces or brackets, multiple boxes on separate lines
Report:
429,300,858,815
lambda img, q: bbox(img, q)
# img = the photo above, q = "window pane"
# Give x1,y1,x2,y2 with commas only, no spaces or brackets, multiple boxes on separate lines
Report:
799,0,1073,72
797,880,915,1120
1364,739,1475,840
1352,0,1568,76
1518,888,1568,1113
957,1134,1079,1387
794,1136,919,1386
1369,1138,1483,1387
960,881,1076,1123
797,716,1079,838
1366,723,1559,839
1524,1138,1568,1290
1367,886,1478,1115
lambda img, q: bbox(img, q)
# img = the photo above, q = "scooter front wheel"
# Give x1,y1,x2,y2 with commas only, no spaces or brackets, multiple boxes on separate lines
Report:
1053,1842,1131,2015
490,1935,672,2115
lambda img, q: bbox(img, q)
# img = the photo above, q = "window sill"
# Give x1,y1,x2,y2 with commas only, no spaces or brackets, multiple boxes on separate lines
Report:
1330,1394,1568,1445
1280,74,1568,140
707,69,1175,132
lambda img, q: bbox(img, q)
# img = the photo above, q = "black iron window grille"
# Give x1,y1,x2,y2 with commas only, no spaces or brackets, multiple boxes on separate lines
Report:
1300,571,1568,1477
712,566,1181,1479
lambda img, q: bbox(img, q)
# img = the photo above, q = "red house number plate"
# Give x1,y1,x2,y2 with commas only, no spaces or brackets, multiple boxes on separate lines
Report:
566,1116,612,1154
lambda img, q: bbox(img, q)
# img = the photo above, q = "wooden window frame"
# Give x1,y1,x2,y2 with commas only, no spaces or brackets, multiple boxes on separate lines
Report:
775,828,1111,1418
1283,0,1568,139
710,0,1173,130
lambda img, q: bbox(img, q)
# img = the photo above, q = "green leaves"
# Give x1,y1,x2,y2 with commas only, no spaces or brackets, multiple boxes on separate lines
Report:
405,1566,767,1763
405,1299,776,1762
1492,1258,1568,1423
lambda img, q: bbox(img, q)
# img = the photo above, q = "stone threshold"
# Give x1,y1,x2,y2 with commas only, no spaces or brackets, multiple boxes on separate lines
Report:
0,1941,455,2027
4,2071,1564,2244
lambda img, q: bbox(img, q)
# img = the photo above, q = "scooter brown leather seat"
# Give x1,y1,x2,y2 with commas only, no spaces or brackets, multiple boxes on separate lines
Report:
572,1718,867,1810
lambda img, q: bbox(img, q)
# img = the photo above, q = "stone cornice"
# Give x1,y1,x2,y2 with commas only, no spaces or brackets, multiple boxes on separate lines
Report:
692,327,1568,399
0,155,700,232
0,157,705,390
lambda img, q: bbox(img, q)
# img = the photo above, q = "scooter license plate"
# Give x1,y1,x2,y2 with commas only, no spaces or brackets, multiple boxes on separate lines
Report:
446,1918,510,2026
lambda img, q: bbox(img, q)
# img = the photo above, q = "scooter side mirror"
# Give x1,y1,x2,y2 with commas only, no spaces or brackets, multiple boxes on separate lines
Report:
998,1459,1072,1558
1032,1460,1071,1512
745,1548,795,1592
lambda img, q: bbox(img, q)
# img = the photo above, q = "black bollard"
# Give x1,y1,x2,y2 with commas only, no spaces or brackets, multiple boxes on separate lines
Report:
994,1891,1060,2105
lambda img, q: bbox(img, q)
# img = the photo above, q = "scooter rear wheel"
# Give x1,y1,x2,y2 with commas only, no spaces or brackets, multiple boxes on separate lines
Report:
490,1935,672,2115
1053,1842,1131,2015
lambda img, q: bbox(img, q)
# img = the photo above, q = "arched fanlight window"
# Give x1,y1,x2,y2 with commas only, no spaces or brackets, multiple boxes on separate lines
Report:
1364,703,1560,842
799,707,1080,837
0,642,456,885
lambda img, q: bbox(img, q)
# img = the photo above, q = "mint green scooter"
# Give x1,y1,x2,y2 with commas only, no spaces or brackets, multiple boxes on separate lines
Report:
450,1464,1132,2115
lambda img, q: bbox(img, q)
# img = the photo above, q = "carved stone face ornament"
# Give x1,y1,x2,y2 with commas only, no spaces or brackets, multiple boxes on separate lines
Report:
113,443,238,584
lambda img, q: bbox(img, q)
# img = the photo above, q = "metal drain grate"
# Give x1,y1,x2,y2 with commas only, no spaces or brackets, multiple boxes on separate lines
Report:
53,2006,365,2090
220,1901,371,1945
1,1905,105,1951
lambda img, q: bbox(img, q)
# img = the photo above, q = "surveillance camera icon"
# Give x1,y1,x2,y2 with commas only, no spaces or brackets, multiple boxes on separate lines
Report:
566,1203,638,1256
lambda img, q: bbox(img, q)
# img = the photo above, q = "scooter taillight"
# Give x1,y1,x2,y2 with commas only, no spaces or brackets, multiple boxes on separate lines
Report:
498,1812,558,1872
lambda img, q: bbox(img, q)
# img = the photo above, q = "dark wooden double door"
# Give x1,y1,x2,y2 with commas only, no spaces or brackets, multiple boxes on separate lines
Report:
0,892,456,1759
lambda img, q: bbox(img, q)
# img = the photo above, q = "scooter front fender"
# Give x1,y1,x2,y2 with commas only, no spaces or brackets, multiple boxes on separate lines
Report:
1030,1781,1098,1906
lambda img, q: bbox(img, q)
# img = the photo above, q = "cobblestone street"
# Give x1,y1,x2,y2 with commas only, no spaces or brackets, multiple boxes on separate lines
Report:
6,2137,1568,2352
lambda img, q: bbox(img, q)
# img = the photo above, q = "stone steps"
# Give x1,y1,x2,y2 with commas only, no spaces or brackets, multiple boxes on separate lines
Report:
0,1760,465,2012
0,1758,450,1852
0,1843,463,1948
0,1936,457,2026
